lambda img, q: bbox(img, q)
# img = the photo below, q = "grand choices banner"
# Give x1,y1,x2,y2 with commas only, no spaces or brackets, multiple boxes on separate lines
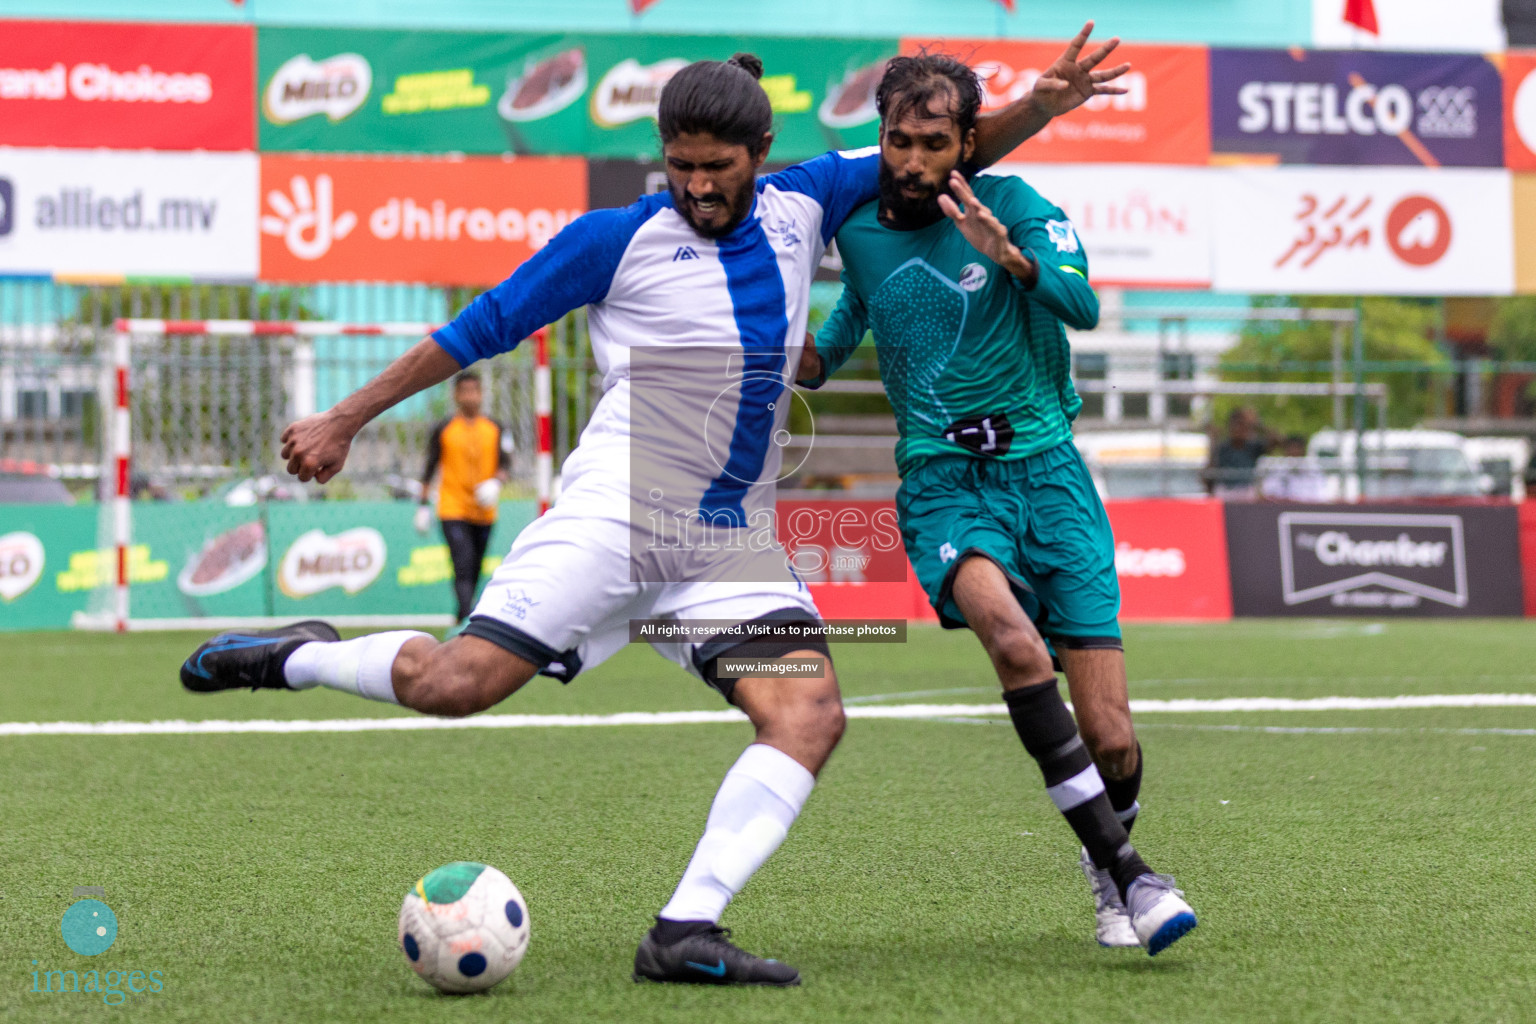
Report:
0,149,259,278
0,20,254,150
1212,166,1514,295
257,27,895,160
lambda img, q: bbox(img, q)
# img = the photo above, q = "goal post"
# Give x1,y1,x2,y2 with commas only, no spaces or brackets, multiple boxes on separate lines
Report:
74,319,554,632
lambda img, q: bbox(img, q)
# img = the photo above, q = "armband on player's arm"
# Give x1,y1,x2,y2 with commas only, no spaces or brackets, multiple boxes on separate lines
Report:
1010,212,1098,330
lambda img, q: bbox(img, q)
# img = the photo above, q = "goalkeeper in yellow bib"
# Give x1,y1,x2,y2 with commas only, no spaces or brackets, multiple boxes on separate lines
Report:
798,52,1197,954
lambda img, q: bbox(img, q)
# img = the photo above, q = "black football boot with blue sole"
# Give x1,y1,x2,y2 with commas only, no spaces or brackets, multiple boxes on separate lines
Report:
633,921,800,987
180,620,340,693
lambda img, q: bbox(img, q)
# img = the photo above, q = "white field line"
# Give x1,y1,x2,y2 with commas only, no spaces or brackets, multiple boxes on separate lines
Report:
5,694,1536,737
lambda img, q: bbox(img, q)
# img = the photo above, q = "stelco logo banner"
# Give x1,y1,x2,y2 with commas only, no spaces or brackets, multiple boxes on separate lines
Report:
0,21,254,150
258,154,587,285
908,39,1209,165
1210,48,1502,167
1211,166,1513,295
1225,504,1523,617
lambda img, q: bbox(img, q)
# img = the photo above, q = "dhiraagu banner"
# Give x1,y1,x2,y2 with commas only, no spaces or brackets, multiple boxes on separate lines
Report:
257,27,896,160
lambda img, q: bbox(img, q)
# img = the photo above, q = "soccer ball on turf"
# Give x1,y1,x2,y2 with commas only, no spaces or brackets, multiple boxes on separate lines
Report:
398,861,530,993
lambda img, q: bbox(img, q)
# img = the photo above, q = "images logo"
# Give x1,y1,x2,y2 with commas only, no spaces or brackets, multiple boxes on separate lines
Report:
32,891,165,1005
261,174,357,260
0,178,12,237
61,898,116,956
0,531,44,600
264,53,372,124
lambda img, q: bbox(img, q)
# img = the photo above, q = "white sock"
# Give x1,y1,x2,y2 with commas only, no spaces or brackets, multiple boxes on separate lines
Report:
283,631,429,704
658,743,815,924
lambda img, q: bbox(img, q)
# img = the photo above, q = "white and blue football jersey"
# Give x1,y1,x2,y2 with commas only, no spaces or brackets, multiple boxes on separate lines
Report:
433,147,880,525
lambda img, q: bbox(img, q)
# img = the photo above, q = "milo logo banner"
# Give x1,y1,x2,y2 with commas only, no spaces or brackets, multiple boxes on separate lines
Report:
257,27,895,159
0,500,537,631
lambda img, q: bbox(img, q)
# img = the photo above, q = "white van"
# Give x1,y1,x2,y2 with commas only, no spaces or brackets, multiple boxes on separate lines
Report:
1463,436,1530,501
1306,429,1488,502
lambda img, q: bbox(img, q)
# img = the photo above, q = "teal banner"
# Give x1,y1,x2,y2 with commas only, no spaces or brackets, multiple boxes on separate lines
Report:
0,500,538,631
257,26,896,160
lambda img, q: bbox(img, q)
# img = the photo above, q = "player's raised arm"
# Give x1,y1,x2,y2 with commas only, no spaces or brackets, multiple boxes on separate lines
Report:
282,338,462,484
970,20,1130,168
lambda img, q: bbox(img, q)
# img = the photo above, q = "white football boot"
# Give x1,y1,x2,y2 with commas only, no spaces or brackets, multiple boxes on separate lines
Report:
1080,847,1140,948
1126,872,1198,956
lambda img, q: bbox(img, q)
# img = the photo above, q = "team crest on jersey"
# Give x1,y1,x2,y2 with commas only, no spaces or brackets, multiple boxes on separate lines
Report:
1046,220,1080,254
765,217,801,249
957,263,988,292
673,246,699,261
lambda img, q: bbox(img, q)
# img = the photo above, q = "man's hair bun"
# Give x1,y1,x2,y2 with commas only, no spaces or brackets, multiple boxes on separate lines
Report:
727,52,764,80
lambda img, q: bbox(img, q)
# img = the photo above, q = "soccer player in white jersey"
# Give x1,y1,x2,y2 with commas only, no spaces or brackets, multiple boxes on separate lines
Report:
180,32,1128,986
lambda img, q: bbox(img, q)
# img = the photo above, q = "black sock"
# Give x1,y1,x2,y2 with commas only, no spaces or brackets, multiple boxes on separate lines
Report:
1103,742,1143,834
652,917,715,944
1004,681,1152,900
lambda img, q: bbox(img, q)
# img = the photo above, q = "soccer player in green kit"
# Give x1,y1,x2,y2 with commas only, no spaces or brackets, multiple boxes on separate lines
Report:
797,51,1198,954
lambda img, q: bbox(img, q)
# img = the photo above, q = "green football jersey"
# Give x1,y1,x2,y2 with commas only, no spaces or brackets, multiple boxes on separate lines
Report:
807,172,1096,475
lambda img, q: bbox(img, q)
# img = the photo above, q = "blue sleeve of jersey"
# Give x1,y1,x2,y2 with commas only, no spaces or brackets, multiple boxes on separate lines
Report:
432,200,657,366
761,148,881,245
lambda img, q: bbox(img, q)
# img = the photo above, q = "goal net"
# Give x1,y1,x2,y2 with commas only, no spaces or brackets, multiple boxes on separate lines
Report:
75,319,542,631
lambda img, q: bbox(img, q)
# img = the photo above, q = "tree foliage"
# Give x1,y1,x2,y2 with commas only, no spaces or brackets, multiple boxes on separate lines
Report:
1213,297,1449,436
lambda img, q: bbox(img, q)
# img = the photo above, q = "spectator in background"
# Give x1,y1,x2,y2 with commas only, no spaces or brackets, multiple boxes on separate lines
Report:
1260,434,1332,503
1206,406,1273,498
414,371,511,622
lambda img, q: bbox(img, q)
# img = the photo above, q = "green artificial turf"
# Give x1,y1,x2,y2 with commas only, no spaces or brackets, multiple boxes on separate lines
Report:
2,620,1535,1022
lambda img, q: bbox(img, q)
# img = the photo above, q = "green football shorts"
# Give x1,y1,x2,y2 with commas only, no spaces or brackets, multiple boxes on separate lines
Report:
896,441,1122,644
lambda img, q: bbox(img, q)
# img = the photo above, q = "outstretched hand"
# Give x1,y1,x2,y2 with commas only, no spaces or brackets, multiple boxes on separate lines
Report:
281,411,356,483
1028,20,1131,119
938,173,1034,278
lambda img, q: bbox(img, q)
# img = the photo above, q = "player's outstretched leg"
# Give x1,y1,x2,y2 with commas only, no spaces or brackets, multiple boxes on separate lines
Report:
1058,646,1144,947
181,622,538,716
634,651,844,986
951,557,1196,955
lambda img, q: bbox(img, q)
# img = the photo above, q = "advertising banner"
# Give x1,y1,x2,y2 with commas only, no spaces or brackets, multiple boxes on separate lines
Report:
1105,499,1232,621
0,149,259,279
1211,166,1514,295
258,154,586,285
1312,0,1506,53
0,500,541,631
1225,503,1523,617
257,27,896,160
1505,52,1536,171
1514,174,1536,293
0,20,254,151
986,164,1213,288
906,39,1209,164
1209,48,1503,167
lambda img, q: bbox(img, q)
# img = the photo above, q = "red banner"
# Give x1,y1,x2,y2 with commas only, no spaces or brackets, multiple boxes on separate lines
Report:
1105,499,1232,621
0,20,254,151
900,39,1210,165
258,154,588,285
1506,51,1536,171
